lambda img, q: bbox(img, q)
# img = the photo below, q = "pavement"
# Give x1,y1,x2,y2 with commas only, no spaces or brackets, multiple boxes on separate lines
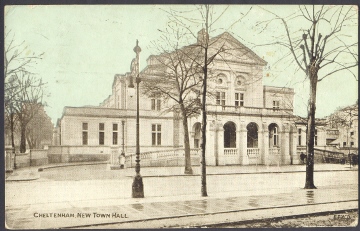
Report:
5,161,358,181
5,162,359,229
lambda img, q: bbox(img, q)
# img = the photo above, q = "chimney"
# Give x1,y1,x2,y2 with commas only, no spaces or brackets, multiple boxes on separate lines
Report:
197,28,209,44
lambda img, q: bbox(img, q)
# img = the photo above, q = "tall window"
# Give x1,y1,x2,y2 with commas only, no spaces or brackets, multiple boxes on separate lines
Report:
151,98,161,111
152,124,161,146
298,128,302,146
273,100,280,110
314,129,318,146
82,122,88,145
273,126,278,146
216,92,226,105
235,93,244,107
113,123,118,145
99,123,105,145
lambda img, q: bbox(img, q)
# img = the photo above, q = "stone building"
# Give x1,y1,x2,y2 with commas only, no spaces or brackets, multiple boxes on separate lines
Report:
53,30,330,165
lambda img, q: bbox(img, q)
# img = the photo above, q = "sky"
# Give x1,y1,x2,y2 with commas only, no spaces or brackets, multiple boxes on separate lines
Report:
4,5,358,124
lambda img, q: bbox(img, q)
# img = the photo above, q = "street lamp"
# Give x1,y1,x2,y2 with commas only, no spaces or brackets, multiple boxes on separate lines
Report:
120,120,126,169
129,40,144,198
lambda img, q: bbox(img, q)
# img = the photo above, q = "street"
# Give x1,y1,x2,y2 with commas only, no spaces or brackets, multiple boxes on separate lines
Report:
5,164,358,229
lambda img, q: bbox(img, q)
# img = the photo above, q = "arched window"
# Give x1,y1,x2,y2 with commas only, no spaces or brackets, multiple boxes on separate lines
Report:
224,122,236,148
247,122,258,148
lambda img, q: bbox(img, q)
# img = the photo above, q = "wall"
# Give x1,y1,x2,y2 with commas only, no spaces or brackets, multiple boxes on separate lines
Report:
47,145,110,163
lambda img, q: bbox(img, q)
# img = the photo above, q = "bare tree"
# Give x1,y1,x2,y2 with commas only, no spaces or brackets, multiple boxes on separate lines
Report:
26,105,54,149
257,5,358,188
5,30,45,152
156,5,254,196
142,27,204,175
12,72,46,153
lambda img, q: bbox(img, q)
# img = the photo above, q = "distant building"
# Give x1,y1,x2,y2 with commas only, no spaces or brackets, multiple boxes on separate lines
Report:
54,30,333,165
325,103,358,153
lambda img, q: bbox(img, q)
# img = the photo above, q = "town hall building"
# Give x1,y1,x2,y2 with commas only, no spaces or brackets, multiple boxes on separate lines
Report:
53,30,328,166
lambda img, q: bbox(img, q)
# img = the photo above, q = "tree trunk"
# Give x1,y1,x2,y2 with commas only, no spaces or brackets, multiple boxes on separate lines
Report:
20,122,27,153
201,46,208,197
304,68,317,189
180,103,193,174
10,113,15,153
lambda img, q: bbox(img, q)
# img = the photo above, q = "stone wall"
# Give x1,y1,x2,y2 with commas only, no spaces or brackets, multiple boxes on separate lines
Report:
47,145,111,163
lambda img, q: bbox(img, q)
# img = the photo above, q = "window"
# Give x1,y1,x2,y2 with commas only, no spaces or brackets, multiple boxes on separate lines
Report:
152,124,161,146
216,92,226,105
350,142,354,147
273,100,280,110
343,142,347,147
151,98,161,111
99,123,105,145
350,131,354,136
82,123,88,145
235,93,244,107
113,123,118,145
298,129,302,146
314,129,318,146
273,126,278,146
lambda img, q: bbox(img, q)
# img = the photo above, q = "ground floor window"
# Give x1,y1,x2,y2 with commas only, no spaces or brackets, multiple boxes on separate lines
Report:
152,124,161,146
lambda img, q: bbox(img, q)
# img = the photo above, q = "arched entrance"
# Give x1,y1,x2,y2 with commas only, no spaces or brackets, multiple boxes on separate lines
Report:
268,123,280,147
247,122,258,148
268,123,281,163
192,122,201,148
224,121,236,148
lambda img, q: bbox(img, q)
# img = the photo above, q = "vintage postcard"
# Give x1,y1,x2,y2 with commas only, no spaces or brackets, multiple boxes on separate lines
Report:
4,4,358,229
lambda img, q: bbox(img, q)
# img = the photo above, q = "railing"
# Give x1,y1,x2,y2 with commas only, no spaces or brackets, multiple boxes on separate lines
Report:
247,148,260,159
269,147,281,156
314,148,346,164
224,148,238,155
296,147,347,164
125,148,201,167
206,104,293,116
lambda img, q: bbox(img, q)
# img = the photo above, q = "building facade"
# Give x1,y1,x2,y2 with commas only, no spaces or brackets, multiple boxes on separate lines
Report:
54,30,334,165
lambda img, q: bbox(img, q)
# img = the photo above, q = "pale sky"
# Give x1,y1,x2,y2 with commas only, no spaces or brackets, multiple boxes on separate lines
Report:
5,5,358,124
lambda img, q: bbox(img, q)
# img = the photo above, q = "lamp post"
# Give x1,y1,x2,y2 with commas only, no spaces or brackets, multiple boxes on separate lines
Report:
129,40,144,198
120,120,125,169
121,120,125,156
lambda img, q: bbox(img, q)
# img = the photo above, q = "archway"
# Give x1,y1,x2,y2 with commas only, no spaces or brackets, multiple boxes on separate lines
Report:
223,121,236,148
268,123,280,147
247,122,258,148
192,122,201,148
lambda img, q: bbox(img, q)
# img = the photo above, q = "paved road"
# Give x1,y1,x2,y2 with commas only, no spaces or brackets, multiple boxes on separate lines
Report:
5,165,358,229
6,169,358,206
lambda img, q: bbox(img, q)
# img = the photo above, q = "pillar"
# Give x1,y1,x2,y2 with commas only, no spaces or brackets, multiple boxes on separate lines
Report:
240,121,249,165
205,119,216,166
281,123,290,165
290,125,300,164
216,123,225,166
262,122,269,165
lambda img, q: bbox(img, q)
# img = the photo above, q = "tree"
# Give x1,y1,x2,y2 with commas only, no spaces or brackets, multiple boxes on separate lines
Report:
4,30,45,152
12,71,46,153
142,27,204,175
26,104,54,149
257,5,357,188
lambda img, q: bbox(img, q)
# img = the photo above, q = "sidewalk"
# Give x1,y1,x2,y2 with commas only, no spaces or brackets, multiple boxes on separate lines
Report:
5,162,358,181
5,184,358,229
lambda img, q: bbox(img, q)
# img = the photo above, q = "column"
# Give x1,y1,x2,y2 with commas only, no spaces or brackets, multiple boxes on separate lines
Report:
281,123,290,165
262,122,269,165
290,125,300,164
217,123,225,166
240,121,248,165
205,119,216,166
